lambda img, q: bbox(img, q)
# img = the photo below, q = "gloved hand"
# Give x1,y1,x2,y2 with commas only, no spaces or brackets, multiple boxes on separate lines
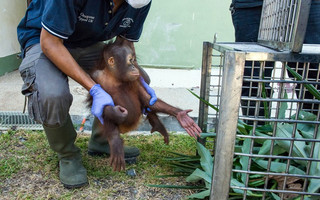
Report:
89,84,114,124
140,76,157,106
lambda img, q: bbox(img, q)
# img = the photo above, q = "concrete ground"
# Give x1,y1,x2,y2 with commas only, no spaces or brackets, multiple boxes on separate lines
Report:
0,68,202,132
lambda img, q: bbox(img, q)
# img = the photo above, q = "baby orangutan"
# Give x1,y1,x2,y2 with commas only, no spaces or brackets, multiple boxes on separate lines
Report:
88,40,202,171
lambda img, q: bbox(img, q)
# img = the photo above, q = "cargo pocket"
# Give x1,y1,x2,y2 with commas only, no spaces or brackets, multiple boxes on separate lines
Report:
19,62,44,124
20,62,35,96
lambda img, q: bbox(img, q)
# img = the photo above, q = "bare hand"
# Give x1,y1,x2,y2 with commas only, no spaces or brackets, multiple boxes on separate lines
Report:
176,109,202,138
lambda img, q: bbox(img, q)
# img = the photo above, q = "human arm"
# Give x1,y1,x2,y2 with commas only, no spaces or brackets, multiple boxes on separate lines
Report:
40,28,114,123
40,28,95,90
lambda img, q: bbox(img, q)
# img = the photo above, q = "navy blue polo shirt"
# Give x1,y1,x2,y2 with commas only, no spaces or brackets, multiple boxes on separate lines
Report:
17,0,151,52
231,0,263,8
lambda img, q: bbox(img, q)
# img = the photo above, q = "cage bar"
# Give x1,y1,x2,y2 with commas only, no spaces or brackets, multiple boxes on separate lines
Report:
199,42,320,200
258,0,311,52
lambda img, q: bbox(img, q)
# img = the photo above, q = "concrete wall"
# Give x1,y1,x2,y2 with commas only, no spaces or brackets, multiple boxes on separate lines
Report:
0,0,27,75
0,0,26,57
0,0,234,76
136,0,234,69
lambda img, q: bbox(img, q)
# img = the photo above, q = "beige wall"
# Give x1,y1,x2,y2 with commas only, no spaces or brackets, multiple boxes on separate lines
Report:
0,0,27,57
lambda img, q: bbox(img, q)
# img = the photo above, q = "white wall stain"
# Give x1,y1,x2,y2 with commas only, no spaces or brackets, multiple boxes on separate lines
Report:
159,23,182,52
145,16,161,38
165,23,182,32
147,49,160,63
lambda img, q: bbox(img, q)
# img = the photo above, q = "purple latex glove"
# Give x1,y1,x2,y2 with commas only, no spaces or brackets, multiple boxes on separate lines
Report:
140,77,157,106
89,84,114,124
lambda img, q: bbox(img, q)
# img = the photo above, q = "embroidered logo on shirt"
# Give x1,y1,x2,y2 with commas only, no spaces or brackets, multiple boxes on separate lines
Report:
78,13,95,23
120,18,133,28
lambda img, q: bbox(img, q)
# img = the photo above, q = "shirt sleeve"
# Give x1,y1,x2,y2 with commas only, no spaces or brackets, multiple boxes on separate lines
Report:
41,0,85,39
120,2,151,42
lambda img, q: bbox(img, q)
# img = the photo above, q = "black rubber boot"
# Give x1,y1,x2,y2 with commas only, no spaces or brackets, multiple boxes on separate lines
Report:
43,115,88,189
88,117,140,164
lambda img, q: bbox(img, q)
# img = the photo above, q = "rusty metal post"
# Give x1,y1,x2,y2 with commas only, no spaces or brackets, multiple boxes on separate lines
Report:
198,42,213,136
210,51,245,200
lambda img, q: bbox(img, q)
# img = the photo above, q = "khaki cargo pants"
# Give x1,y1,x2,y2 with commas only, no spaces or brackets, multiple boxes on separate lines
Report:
19,42,104,127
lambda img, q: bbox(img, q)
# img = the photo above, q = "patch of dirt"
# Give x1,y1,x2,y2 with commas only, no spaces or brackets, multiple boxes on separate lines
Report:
1,170,193,199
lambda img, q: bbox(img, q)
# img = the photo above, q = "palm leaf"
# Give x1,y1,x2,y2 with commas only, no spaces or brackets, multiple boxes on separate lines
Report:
254,159,305,175
186,168,211,183
148,184,204,189
307,126,320,193
286,65,320,100
276,124,308,165
196,142,213,176
188,89,219,112
187,189,210,199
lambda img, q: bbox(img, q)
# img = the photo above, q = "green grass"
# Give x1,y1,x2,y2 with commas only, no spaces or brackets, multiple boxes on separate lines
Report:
0,129,197,199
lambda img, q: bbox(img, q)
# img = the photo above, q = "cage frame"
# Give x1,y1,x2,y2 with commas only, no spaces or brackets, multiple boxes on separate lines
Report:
257,0,311,52
198,41,320,200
